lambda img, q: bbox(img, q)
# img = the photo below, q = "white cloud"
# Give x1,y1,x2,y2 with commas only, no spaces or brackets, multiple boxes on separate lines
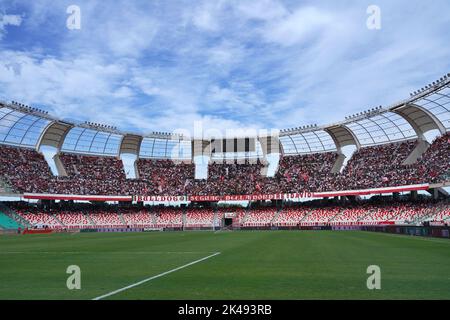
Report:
0,50,131,125
262,7,333,46
234,0,287,21
98,12,159,57
205,81,267,116
112,86,134,99
207,41,245,68
190,2,225,31
0,14,22,39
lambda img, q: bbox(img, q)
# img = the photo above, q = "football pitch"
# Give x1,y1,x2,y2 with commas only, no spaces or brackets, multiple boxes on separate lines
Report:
0,230,449,300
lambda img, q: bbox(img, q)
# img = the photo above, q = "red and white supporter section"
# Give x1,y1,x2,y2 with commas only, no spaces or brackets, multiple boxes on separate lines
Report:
7,200,450,230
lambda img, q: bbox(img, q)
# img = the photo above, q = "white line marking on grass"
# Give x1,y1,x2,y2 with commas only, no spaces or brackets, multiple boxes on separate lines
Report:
92,251,221,300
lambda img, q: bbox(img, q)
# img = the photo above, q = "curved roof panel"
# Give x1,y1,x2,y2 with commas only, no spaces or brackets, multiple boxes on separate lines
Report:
38,121,73,149
0,107,50,147
325,125,360,149
61,127,122,155
139,137,192,159
119,134,143,155
413,85,450,130
279,130,336,155
344,112,417,146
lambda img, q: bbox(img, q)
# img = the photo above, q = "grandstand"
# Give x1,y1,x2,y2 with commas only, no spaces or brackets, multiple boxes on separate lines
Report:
0,73,449,231
3,199,449,231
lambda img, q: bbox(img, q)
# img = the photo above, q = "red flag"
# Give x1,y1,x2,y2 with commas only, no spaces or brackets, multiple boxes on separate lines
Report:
284,172,291,182
302,172,309,182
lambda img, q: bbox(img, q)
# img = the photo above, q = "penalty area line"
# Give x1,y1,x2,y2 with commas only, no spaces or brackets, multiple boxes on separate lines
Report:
92,251,221,300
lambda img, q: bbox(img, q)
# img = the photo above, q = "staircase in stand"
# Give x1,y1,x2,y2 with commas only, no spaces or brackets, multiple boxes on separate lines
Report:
299,209,313,224
117,211,127,227
328,208,346,224
84,213,96,227
241,207,251,225
271,207,283,225
357,209,376,223
212,208,219,230
51,214,66,228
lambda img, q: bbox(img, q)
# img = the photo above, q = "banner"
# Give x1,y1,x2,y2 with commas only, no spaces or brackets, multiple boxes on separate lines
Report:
132,184,429,202
133,191,314,203
23,183,429,203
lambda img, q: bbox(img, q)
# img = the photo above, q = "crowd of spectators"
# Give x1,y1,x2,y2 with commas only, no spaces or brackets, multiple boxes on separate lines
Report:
273,152,338,193
51,153,130,195
189,159,266,195
334,140,418,190
403,133,450,185
0,145,52,193
0,133,449,196
137,159,195,195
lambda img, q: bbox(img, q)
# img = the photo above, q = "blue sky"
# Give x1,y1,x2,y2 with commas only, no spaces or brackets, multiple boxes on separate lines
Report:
0,0,449,137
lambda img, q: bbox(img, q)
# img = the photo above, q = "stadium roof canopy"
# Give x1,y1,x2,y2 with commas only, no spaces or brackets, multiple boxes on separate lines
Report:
411,85,450,130
0,106,50,147
343,112,417,146
279,130,336,154
140,137,192,160
61,127,123,156
0,72,449,158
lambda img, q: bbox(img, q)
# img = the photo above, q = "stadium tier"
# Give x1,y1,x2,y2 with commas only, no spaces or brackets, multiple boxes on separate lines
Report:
0,133,449,197
4,200,449,230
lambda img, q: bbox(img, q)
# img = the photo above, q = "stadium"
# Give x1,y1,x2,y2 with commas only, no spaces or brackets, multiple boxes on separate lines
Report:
0,0,450,303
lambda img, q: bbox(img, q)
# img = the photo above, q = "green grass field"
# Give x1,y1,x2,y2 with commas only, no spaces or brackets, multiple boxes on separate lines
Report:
0,230,449,300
